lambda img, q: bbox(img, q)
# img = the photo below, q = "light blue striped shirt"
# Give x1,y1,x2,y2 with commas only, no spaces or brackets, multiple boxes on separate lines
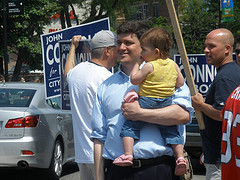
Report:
91,66,193,160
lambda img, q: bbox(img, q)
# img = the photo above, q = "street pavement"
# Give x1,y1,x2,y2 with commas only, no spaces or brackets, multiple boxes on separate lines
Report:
61,172,205,180
60,171,206,180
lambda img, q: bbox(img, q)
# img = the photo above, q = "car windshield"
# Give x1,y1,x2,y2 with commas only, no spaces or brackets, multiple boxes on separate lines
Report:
0,89,36,107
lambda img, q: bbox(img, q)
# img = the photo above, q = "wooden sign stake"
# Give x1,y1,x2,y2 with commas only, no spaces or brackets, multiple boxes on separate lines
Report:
165,0,205,130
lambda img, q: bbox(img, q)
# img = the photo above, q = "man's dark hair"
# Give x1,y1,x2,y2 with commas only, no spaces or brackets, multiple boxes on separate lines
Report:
117,20,150,40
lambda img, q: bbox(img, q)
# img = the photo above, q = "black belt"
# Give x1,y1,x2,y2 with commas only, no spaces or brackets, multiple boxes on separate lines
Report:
105,155,174,169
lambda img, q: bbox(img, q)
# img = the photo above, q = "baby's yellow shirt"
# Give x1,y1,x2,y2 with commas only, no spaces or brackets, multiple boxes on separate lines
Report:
138,58,178,98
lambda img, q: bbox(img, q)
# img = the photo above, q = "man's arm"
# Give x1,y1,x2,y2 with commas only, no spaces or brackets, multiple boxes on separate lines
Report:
64,35,82,79
191,93,222,121
93,139,104,180
121,101,189,125
122,83,193,125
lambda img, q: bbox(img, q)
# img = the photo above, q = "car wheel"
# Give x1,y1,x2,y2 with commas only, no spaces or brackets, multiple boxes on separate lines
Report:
48,140,63,179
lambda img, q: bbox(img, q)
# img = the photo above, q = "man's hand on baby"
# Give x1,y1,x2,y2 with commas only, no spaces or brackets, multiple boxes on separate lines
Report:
121,101,142,121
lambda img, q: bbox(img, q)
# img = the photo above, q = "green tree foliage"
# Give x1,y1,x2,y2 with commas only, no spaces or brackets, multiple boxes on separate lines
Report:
178,0,217,54
1,0,240,81
178,0,240,54
148,16,172,31
0,0,60,81
72,0,140,29
0,0,142,81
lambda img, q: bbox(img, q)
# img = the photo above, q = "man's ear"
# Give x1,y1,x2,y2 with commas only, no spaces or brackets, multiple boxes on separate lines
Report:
155,48,160,55
225,44,232,55
104,46,111,56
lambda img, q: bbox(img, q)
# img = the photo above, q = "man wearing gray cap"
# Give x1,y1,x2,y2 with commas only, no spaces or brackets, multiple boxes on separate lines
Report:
64,30,117,180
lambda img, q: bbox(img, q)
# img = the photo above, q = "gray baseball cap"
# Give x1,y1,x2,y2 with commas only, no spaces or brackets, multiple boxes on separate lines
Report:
90,30,117,50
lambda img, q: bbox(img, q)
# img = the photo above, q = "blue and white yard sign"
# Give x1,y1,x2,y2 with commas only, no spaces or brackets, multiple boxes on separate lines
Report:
59,40,91,110
174,54,217,97
41,17,110,98
174,54,237,97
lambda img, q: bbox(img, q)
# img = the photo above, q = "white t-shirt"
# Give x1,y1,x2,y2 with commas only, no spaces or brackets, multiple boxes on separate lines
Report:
67,61,112,163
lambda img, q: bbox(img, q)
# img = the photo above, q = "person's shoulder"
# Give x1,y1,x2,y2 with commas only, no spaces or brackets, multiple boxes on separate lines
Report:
219,62,240,75
72,61,87,69
102,71,120,84
67,62,95,79
149,59,161,66
98,71,123,91
222,61,240,69
166,57,174,61
154,58,174,64
96,72,119,94
167,58,176,65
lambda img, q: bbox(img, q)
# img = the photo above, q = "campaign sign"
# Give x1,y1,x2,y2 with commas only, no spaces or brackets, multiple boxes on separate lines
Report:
41,17,110,98
174,54,217,97
174,54,237,97
59,40,91,110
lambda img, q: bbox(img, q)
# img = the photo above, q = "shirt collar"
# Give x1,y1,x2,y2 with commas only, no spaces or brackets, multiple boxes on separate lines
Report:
117,64,130,80
89,60,102,67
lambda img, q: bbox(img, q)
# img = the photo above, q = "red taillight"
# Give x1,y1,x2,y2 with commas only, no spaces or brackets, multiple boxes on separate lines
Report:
24,115,39,127
22,150,35,156
5,115,39,128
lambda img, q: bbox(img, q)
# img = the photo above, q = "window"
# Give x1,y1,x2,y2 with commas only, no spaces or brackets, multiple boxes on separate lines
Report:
137,5,143,20
144,4,149,19
153,3,159,17
46,96,61,109
0,89,35,107
136,4,149,20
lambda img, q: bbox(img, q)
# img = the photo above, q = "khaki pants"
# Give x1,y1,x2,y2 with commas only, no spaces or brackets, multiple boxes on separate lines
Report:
78,163,96,180
204,163,221,180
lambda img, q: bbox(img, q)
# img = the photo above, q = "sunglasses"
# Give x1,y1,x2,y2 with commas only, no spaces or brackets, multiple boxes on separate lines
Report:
235,49,240,55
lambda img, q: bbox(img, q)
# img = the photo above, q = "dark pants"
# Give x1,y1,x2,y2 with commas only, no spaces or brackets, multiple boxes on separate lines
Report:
104,156,181,180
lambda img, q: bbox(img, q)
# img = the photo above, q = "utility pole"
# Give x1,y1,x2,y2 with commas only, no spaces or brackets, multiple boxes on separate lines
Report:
3,0,9,82
219,0,222,27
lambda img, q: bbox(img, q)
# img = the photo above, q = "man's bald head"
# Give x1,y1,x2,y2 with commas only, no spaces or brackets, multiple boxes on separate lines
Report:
204,28,234,68
207,28,234,48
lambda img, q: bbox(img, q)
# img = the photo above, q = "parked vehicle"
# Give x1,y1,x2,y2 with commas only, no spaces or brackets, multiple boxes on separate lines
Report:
8,65,43,75
0,82,74,179
185,113,202,158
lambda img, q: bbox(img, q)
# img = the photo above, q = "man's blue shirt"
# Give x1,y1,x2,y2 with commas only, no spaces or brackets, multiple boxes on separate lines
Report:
91,66,193,160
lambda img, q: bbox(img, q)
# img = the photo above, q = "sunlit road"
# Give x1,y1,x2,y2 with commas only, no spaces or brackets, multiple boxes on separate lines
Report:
0,162,79,180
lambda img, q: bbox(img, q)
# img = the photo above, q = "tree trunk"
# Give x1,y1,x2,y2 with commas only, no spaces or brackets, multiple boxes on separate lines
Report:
60,9,66,29
0,57,4,75
65,6,72,28
70,4,79,25
12,52,24,82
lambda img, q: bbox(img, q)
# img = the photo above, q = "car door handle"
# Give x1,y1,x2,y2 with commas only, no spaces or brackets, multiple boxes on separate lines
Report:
57,116,63,121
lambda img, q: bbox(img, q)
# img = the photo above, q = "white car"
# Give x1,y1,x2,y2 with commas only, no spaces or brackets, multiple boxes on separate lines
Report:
0,82,74,179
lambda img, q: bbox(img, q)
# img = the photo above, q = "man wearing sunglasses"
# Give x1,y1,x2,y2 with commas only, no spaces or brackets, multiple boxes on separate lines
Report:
235,36,240,66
